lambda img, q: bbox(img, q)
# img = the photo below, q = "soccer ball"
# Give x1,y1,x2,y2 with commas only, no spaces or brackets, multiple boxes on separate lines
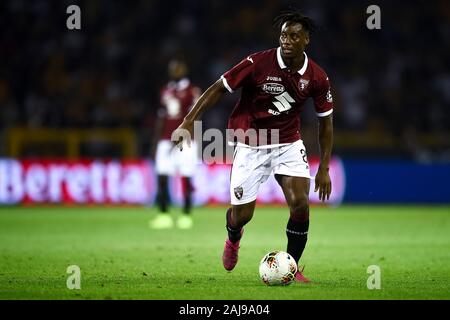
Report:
259,251,297,286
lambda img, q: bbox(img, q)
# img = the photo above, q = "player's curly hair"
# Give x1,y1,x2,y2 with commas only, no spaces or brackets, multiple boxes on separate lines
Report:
273,10,317,34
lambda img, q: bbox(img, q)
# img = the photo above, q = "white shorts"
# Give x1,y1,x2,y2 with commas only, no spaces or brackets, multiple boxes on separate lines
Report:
155,140,198,177
230,140,312,205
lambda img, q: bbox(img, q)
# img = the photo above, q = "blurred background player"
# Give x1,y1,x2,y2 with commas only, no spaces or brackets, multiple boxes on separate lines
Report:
150,58,201,229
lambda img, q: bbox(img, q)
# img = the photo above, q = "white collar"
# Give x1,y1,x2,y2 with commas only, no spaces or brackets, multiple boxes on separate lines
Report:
276,47,308,76
168,78,190,91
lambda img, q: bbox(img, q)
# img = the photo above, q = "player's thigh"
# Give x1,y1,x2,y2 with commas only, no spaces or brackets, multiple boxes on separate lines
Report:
272,140,312,210
155,140,175,175
275,175,310,211
158,174,169,188
230,147,270,206
272,140,312,179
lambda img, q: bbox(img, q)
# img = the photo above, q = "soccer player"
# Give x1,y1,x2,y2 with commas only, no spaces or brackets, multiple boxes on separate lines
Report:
172,11,333,282
150,58,201,229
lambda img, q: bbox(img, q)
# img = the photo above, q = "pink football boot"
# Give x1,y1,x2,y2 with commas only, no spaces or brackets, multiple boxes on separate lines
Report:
222,229,244,271
294,265,311,283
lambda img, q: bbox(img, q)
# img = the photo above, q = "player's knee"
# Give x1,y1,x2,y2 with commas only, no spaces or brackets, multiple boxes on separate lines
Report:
158,175,168,188
232,206,254,227
289,198,309,222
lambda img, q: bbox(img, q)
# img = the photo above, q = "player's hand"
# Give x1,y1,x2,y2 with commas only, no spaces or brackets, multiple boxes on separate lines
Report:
314,165,332,202
171,119,194,151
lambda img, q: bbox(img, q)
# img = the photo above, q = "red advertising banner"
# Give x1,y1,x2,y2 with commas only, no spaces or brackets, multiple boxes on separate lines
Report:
0,159,154,204
0,158,345,205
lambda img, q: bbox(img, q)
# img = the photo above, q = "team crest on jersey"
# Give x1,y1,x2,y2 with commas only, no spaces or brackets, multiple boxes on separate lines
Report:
262,83,285,95
299,78,310,91
234,186,243,200
326,88,333,103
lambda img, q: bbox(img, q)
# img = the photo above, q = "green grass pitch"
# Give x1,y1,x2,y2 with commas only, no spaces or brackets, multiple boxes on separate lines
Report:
0,205,449,300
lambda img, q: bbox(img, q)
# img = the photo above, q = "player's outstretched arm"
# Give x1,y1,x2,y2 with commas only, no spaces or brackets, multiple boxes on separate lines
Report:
314,114,333,201
172,79,227,148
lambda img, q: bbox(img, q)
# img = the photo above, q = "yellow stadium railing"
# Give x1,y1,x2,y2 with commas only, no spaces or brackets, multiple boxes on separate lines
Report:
6,127,137,159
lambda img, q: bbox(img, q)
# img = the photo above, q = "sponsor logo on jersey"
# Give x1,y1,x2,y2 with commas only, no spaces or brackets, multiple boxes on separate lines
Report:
268,109,281,116
262,83,285,95
266,76,282,82
299,78,310,91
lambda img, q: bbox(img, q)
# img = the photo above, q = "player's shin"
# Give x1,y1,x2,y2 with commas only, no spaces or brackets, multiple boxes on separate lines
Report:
286,211,310,264
226,208,243,243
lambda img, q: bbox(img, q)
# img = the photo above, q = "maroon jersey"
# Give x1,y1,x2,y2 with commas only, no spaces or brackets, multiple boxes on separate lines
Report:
159,78,201,140
222,47,333,146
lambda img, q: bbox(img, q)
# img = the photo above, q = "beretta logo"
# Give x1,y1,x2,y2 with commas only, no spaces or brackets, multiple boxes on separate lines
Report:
261,83,285,95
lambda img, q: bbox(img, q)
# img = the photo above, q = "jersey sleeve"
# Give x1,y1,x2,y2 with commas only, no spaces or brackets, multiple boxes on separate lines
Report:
313,74,334,117
221,55,256,93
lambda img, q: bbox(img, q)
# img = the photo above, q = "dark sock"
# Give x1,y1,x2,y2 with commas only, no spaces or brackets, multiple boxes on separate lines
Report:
286,218,309,264
182,177,192,214
183,199,191,214
156,189,168,213
226,208,242,243
156,176,169,213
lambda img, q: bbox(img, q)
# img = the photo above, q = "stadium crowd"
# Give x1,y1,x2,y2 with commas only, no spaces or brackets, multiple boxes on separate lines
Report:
0,0,449,159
